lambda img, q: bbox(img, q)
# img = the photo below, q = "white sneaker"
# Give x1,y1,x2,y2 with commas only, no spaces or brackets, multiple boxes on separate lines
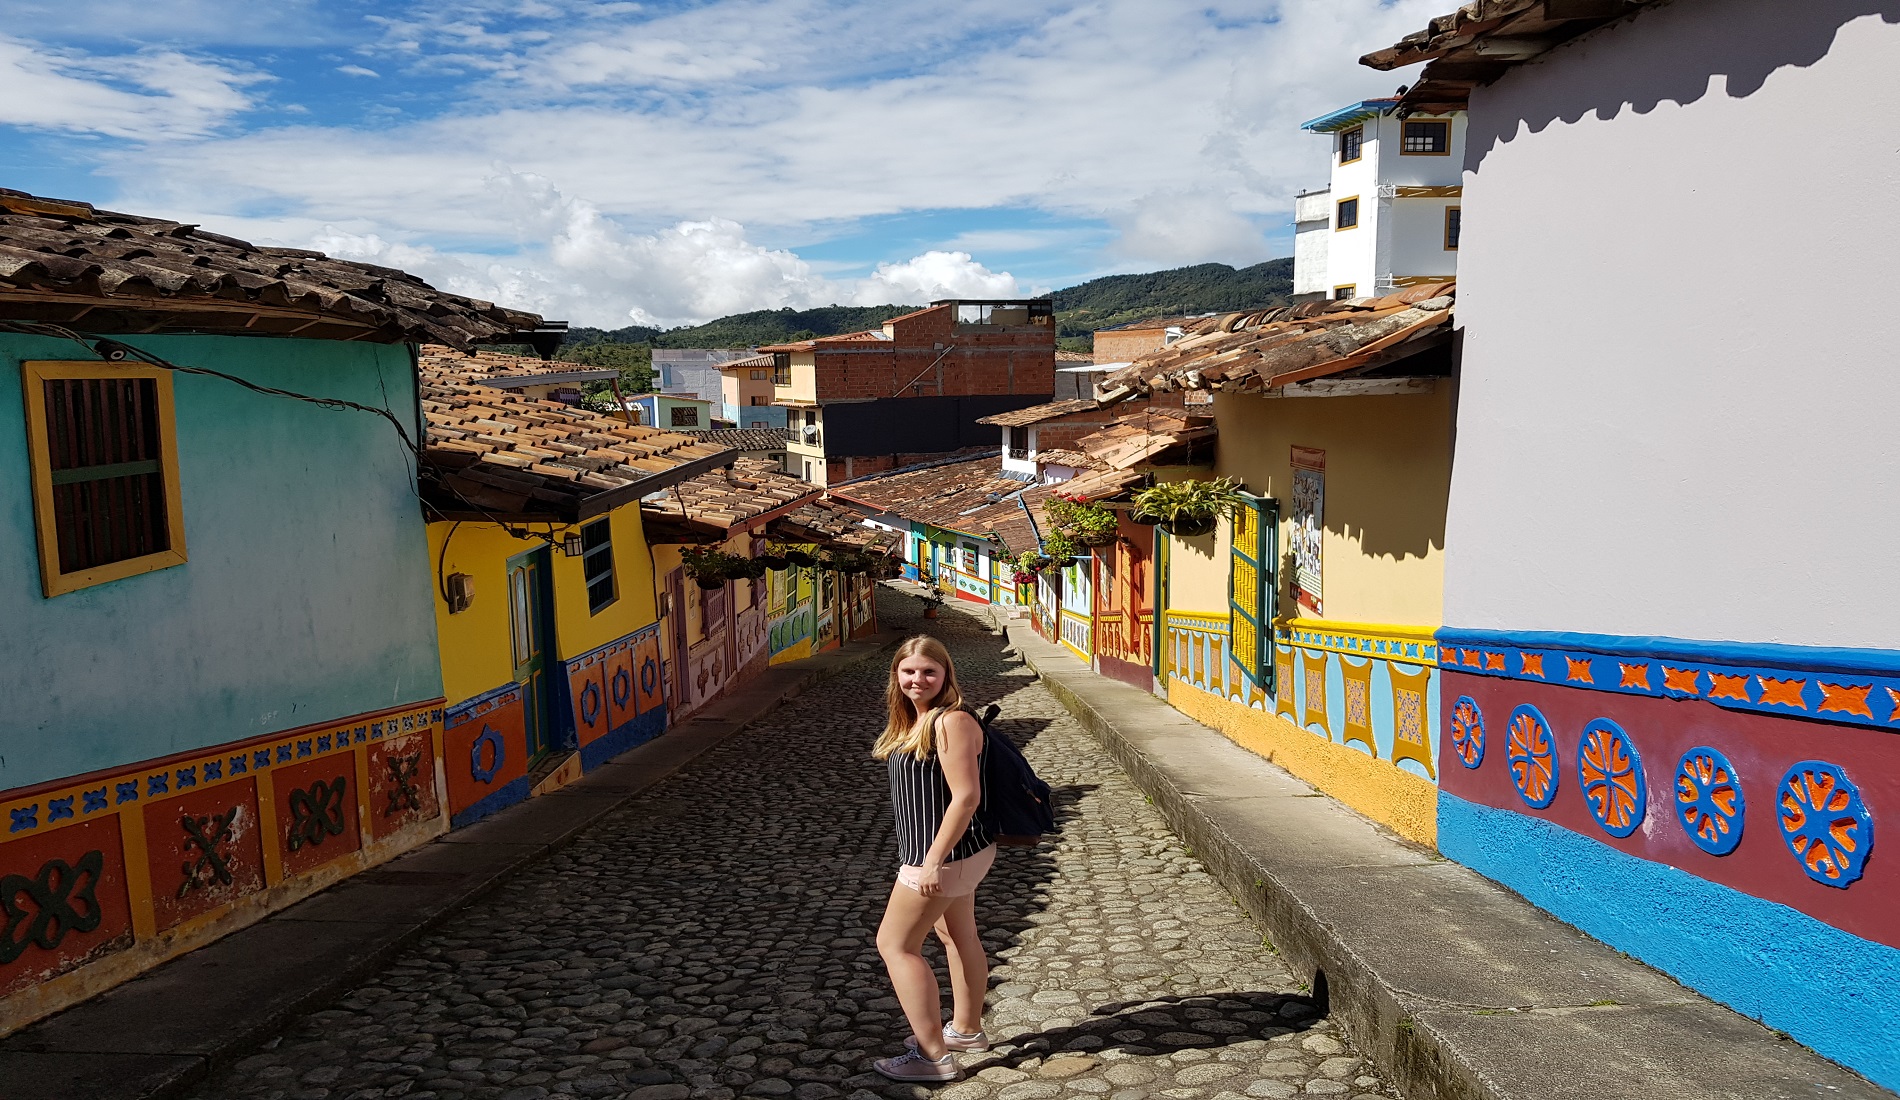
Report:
874,1049,961,1082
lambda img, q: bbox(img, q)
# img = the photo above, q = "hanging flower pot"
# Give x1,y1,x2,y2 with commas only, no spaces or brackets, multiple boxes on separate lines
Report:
784,550,815,568
760,554,789,570
1076,528,1118,548
694,574,727,590
1163,515,1217,538
1128,510,1163,526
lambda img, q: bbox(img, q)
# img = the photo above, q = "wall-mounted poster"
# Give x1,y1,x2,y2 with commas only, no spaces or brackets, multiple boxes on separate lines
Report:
1291,446,1325,616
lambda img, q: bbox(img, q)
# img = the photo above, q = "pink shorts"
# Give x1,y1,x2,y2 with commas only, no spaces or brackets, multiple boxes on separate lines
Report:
898,844,997,897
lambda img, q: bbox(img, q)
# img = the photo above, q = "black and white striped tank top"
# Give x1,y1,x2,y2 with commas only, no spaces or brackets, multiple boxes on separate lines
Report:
888,708,991,866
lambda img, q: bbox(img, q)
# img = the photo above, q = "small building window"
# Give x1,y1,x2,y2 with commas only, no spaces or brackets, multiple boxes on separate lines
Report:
1445,206,1461,251
751,369,770,380
772,353,791,386
581,518,616,613
22,361,188,597
749,395,768,406
1006,426,1029,460
1402,120,1450,155
1334,285,1357,300
1335,196,1359,230
1339,126,1363,164
670,405,699,427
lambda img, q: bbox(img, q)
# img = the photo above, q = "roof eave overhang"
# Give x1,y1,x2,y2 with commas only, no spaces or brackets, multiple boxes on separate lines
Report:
575,448,740,522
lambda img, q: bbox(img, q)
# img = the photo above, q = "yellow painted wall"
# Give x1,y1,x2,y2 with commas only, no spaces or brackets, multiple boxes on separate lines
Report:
1210,386,1453,628
429,521,536,707
551,506,661,659
1164,513,1232,614
1168,677,1438,846
430,504,663,708
785,352,817,403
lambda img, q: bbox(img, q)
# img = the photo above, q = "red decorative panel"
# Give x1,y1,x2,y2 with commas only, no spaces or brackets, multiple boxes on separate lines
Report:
145,778,266,932
567,647,610,747
605,638,638,732
366,730,439,839
270,756,362,879
631,629,664,716
0,815,133,997
442,686,528,819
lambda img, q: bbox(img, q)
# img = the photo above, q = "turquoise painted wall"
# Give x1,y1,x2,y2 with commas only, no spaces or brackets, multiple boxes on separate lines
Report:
0,333,444,791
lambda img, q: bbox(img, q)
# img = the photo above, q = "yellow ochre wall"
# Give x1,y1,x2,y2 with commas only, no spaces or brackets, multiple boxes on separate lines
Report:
1210,385,1453,628
429,505,662,708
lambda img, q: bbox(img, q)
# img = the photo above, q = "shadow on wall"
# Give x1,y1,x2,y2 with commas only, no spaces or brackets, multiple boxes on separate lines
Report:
1466,0,1900,167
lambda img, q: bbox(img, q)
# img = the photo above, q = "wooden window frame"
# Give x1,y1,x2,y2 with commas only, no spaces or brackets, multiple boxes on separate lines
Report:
1333,285,1357,300
669,405,700,427
1445,206,1461,251
580,517,616,614
22,360,188,597
1400,119,1451,156
1335,195,1359,231
1338,126,1364,165
772,353,792,387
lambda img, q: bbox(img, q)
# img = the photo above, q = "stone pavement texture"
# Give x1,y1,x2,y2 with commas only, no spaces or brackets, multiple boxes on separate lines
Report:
998,612,1894,1100
173,589,1397,1100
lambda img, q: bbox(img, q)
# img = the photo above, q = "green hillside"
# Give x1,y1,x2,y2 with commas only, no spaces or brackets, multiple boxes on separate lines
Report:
554,258,1293,387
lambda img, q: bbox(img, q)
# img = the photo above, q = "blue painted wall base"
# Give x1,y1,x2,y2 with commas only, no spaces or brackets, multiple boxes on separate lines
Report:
579,705,668,771
1439,793,1900,1091
449,775,532,829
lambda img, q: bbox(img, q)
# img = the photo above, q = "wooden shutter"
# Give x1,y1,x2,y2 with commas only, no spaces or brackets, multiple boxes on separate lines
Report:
1227,495,1278,692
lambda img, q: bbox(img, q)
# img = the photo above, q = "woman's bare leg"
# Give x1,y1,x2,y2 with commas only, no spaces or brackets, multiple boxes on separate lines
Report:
877,882,959,1059
933,893,987,1035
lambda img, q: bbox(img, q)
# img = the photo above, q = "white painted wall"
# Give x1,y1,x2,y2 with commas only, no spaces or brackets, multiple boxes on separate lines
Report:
1446,0,1900,649
1388,196,1460,280
1293,189,1332,296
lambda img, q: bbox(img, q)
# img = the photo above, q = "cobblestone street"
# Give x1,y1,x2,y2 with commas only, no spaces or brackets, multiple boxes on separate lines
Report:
189,592,1395,1100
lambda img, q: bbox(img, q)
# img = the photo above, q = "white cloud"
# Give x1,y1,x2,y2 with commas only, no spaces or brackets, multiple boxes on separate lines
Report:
1111,190,1271,268
309,173,1024,328
337,65,380,78
0,35,263,139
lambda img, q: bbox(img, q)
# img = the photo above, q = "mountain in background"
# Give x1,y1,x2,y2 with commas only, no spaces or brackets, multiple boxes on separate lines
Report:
551,258,1293,385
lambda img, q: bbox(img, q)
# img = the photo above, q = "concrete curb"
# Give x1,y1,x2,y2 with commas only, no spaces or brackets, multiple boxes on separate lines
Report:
999,618,1890,1100
0,629,907,1100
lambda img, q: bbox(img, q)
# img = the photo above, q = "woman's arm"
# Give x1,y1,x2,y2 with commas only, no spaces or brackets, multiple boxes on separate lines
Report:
914,709,986,896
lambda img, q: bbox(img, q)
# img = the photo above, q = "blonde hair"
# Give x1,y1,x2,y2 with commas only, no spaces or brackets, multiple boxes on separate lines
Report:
872,635,965,761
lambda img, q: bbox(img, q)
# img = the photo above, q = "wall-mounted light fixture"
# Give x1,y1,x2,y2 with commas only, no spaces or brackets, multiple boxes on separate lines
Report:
562,533,584,557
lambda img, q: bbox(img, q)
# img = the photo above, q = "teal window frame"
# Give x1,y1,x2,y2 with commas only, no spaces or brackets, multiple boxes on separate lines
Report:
581,518,616,614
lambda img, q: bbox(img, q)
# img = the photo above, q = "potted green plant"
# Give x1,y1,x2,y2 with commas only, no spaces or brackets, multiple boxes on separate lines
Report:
1041,529,1080,562
919,588,944,619
1045,496,1119,547
759,551,789,570
1133,476,1244,538
1015,549,1053,575
681,545,734,590
784,547,815,568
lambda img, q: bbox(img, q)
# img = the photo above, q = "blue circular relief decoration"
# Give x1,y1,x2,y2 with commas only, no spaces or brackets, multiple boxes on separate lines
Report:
579,681,602,726
640,656,659,695
1675,747,1745,856
470,725,505,784
1505,704,1559,809
1776,761,1874,888
1449,696,1485,769
1577,718,1646,838
611,667,632,708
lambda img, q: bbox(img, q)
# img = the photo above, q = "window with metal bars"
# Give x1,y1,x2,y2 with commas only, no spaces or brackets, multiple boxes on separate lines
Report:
1402,120,1449,154
24,362,187,596
1006,426,1029,459
581,518,616,613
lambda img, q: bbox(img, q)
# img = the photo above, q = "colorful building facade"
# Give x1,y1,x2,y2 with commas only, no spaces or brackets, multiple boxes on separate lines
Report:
0,190,544,1032
1362,1,1900,1085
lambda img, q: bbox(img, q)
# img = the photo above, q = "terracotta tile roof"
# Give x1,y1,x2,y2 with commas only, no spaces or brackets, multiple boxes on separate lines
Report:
420,364,734,522
718,353,775,370
1034,448,1101,469
1076,411,1217,471
1101,315,1200,332
1362,2,1660,114
1099,284,1455,401
974,398,1101,427
828,455,1052,554
1050,465,1144,504
640,458,821,536
771,497,901,553
0,190,541,349
683,427,791,451
419,345,616,387
758,329,892,352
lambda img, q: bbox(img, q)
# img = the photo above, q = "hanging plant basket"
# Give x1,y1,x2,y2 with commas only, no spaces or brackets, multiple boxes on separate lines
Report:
784,550,815,568
694,574,727,590
1163,515,1217,538
1128,510,1163,526
1076,529,1118,548
759,554,789,571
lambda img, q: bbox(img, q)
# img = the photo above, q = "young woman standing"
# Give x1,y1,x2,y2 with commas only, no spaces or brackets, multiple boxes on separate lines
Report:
871,636,996,1083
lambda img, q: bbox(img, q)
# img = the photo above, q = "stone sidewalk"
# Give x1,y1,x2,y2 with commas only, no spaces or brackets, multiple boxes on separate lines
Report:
997,613,1892,1100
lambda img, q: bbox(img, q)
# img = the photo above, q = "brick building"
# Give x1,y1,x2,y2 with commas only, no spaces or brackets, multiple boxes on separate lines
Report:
760,298,1055,485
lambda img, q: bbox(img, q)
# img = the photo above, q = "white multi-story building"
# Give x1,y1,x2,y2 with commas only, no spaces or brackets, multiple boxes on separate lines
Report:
1291,98,1464,300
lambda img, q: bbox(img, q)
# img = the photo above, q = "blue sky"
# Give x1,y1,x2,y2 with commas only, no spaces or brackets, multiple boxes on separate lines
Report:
0,0,1435,327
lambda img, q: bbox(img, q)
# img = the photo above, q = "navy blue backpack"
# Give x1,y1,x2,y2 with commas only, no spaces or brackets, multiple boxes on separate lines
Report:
973,703,1057,846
